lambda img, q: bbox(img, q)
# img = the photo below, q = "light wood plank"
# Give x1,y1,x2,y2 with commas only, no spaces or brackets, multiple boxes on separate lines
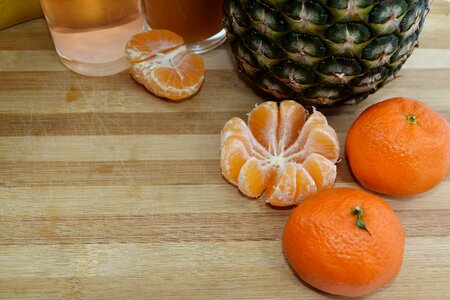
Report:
0,111,247,136
1,48,449,72
0,155,447,189
0,182,448,217
402,49,450,69
0,213,288,245
1,208,450,245
0,241,288,277
0,135,219,161
0,238,449,299
1,69,447,93
1,88,449,115
0,50,66,71
0,154,372,188
0,90,260,114
420,3,450,49
0,49,235,71
0,160,223,187
0,70,246,91
1,106,448,138
0,185,265,216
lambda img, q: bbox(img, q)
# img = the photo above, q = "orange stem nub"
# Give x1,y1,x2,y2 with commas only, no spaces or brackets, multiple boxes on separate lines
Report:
406,115,417,125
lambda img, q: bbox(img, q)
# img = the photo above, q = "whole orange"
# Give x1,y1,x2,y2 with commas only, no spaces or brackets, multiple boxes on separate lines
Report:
346,98,450,196
283,188,404,297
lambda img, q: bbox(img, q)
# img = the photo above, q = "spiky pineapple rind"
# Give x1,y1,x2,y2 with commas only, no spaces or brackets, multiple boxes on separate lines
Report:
223,0,430,106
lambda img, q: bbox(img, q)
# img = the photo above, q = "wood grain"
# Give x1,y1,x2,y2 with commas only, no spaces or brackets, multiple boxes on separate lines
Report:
1,2,450,299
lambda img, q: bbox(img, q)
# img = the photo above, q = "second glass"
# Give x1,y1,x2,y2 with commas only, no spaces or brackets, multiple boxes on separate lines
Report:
142,0,226,53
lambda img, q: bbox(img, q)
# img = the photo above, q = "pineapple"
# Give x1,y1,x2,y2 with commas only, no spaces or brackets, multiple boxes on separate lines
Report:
223,0,430,106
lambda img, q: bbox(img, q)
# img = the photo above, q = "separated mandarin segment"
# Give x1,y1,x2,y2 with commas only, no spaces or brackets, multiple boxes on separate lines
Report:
126,30,205,100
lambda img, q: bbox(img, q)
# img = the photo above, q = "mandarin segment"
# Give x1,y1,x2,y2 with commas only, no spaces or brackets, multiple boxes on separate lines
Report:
302,153,337,191
238,158,268,198
284,110,331,157
221,118,253,153
220,137,250,185
146,52,204,100
221,117,249,144
126,30,205,100
302,126,340,163
264,163,298,207
277,100,308,151
248,101,279,154
220,100,340,207
294,165,317,204
125,30,184,63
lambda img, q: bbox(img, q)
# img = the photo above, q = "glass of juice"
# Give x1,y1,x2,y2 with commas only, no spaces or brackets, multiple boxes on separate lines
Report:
40,0,146,76
142,0,226,54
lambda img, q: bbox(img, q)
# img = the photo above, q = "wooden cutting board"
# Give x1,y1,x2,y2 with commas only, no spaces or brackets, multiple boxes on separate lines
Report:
0,2,449,299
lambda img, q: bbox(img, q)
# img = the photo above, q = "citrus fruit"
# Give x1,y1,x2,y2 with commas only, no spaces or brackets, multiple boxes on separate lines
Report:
283,188,405,297
125,30,205,100
346,97,450,196
220,100,340,206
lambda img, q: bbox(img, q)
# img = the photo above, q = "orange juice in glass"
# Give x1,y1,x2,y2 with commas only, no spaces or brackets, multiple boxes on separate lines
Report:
40,0,145,76
142,0,226,53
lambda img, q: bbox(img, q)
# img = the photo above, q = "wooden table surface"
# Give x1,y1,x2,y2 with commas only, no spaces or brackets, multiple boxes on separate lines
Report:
1,2,449,299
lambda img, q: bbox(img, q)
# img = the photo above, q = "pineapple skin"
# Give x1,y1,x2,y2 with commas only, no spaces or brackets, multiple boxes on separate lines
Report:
223,0,430,106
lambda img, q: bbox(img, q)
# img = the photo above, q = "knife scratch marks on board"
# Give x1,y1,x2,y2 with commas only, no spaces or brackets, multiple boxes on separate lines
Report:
26,98,34,137
103,113,132,134
131,113,137,136
90,111,96,136
93,111,135,186
21,98,36,189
